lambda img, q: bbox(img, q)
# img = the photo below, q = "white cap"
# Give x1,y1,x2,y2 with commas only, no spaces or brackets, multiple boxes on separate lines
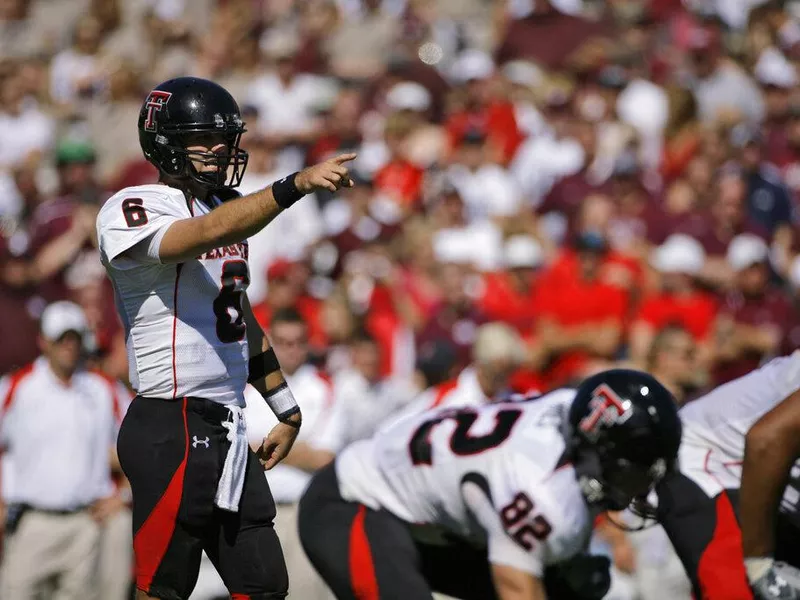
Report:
502,60,542,88
386,82,431,112
473,322,525,366
727,234,769,271
503,235,543,269
433,229,475,265
260,30,299,58
40,301,88,341
754,47,798,88
651,234,706,274
450,50,495,84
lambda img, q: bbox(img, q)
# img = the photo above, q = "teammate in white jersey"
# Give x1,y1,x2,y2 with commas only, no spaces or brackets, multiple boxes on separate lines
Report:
298,369,682,600
96,77,355,600
656,351,800,600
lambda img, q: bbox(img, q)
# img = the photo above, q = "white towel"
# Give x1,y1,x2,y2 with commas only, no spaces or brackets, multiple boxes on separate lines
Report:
215,405,248,512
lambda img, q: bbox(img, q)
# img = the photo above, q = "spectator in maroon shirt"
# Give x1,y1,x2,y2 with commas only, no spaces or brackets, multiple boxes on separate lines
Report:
496,0,613,71
676,166,769,289
417,262,487,370
327,172,401,275
713,234,794,384
537,120,608,232
27,140,105,303
646,179,699,245
0,204,97,374
754,46,796,164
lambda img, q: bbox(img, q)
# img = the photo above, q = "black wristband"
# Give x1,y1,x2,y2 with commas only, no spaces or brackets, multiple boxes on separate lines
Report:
247,348,281,383
272,172,304,209
278,405,302,428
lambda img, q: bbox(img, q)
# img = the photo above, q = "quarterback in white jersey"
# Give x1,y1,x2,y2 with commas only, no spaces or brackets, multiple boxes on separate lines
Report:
656,352,800,600
96,76,356,600
298,369,682,600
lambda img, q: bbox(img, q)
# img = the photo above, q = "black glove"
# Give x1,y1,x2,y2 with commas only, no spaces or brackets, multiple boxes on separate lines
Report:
544,554,612,600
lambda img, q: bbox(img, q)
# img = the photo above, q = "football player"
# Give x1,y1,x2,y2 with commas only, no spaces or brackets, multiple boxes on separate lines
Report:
96,77,354,600
298,369,682,600
656,351,800,600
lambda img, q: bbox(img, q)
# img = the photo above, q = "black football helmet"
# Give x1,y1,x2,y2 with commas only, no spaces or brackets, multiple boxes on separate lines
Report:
566,369,682,520
138,77,248,190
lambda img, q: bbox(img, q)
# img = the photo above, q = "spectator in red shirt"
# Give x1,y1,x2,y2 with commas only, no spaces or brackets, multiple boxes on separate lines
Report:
535,232,628,387
713,234,795,385
372,113,425,213
479,234,544,336
444,49,522,165
630,234,717,369
252,260,325,354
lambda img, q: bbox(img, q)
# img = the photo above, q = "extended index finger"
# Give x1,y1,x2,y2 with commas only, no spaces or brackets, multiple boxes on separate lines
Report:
330,152,357,164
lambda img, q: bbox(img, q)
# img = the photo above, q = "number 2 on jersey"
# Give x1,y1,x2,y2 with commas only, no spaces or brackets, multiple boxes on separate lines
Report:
408,408,522,466
214,260,250,343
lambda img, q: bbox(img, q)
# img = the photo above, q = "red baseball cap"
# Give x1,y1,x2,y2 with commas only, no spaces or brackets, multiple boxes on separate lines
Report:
266,259,294,282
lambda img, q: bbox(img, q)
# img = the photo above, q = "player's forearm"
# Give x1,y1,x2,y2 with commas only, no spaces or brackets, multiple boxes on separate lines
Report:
492,564,546,600
159,187,283,263
243,296,287,393
282,442,335,473
740,417,797,556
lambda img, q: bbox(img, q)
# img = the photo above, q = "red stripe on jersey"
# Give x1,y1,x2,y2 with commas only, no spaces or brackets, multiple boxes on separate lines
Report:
429,379,459,410
231,595,251,600
696,492,752,600
171,264,183,399
349,504,379,600
2,363,35,415
134,397,189,593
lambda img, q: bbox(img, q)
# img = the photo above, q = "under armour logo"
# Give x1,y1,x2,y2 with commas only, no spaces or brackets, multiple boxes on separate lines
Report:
768,575,787,597
192,436,210,449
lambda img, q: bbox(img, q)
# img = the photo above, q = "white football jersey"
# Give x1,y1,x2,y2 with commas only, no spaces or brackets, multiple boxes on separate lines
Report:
335,388,591,577
677,352,800,512
97,184,250,405
681,351,800,461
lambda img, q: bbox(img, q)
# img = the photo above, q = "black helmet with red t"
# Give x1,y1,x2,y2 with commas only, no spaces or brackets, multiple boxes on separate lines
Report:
566,369,682,518
138,77,248,191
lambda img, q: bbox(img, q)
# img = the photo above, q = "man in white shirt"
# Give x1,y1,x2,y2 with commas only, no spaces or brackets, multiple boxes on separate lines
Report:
244,308,337,599
446,130,522,222
0,301,131,600
322,330,418,453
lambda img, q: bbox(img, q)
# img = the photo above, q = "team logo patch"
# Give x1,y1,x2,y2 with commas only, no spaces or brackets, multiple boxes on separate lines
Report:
578,384,632,441
143,90,172,132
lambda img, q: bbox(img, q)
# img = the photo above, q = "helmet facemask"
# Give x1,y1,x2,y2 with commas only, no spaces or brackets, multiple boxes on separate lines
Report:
569,432,671,530
155,121,249,191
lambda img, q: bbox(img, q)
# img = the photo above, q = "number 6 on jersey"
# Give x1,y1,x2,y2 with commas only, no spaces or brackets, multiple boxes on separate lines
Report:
214,260,250,343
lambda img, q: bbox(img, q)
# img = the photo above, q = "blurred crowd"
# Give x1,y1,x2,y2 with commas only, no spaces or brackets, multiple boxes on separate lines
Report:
3,0,800,598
